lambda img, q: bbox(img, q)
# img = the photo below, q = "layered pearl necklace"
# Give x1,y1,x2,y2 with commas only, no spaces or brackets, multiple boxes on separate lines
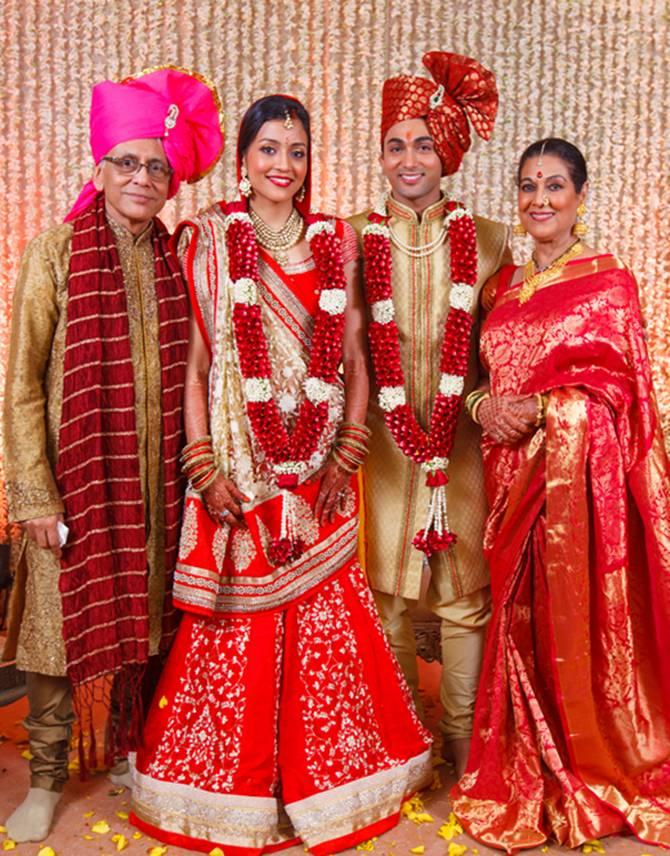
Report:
389,222,448,259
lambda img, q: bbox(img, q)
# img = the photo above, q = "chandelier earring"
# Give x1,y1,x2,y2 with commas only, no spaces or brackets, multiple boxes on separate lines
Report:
296,184,306,203
573,201,589,237
239,165,252,198
513,223,527,237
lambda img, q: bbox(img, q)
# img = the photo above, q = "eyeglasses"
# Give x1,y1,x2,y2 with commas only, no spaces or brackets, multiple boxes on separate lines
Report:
101,155,173,182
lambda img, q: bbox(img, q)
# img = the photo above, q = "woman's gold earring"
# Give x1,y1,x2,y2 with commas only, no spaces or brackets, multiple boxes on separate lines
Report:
296,184,306,203
573,202,588,237
513,223,527,237
239,166,252,198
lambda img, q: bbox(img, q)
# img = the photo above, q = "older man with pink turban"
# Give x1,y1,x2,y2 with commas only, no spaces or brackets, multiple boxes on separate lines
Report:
3,66,223,843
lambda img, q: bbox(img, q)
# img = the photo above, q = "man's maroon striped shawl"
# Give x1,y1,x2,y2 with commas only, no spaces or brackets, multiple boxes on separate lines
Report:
56,194,187,688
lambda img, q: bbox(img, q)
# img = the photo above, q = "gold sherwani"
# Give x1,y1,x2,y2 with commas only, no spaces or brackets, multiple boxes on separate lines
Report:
3,218,166,676
349,196,511,603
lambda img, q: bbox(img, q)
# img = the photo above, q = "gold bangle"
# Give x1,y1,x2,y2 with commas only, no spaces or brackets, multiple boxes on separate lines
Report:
340,421,371,437
332,447,359,474
191,466,219,492
335,436,369,454
182,435,213,455
470,392,490,425
465,389,488,417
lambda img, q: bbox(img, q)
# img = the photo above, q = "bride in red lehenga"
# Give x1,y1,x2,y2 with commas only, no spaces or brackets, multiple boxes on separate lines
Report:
452,137,670,852
129,94,432,856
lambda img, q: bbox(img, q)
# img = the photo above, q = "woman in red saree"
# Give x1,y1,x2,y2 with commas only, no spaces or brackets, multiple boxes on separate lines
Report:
129,95,432,855
451,138,670,851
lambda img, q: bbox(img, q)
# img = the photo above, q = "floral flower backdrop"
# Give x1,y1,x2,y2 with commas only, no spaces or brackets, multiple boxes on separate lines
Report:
0,0,668,538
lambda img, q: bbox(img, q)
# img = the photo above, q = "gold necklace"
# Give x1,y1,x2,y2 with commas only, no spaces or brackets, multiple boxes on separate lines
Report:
249,206,303,266
518,240,583,304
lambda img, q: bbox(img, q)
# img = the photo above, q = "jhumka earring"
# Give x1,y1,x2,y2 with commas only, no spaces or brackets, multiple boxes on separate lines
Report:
513,223,527,237
296,184,306,203
573,202,589,237
239,166,252,198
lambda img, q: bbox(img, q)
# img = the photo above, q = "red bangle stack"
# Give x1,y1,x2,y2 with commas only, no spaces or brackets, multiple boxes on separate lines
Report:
332,421,372,473
180,435,219,492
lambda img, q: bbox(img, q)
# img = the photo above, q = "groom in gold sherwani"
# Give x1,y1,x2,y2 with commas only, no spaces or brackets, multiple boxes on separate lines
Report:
349,51,511,777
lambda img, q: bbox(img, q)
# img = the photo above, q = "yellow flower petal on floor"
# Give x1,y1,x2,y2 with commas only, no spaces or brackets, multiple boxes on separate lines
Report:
410,846,425,854
356,839,376,851
447,843,467,856
37,847,57,856
437,812,463,841
91,820,111,834
582,841,605,854
148,847,169,856
112,833,129,850
116,811,129,820
132,832,142,840
158,696,169,709
83,810,95,818
83,835,94,840
429,770,442,790
0,827,5,834
401,795,434,825
2,841,16,851
209,849,226,856
541,848,549,853
20,749,33,760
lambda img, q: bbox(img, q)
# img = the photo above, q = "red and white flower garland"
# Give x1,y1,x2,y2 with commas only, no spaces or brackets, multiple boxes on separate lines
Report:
224,200,347,564
362,199,478,556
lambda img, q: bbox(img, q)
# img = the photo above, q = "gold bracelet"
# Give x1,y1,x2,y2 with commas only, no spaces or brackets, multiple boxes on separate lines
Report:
332,447,360,474
470,392,490,425
465,389,488,417
191,466,219,492
340,421,371,437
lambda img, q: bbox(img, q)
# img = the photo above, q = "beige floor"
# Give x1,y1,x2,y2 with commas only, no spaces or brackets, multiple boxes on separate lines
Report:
0,662,664,856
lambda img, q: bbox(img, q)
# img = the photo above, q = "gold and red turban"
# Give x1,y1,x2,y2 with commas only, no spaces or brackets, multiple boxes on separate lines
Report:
381,51,498,175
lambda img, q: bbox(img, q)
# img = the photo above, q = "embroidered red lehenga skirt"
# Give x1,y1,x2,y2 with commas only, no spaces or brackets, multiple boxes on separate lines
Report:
130,209,432,854
451,256,670,851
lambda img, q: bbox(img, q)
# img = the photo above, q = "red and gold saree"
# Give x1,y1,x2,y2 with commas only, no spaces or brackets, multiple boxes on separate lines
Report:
451,255,670,851
130,203,432,856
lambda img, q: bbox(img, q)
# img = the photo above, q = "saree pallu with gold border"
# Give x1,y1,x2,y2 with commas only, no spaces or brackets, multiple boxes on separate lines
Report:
451,255,670,852
130,204,432,856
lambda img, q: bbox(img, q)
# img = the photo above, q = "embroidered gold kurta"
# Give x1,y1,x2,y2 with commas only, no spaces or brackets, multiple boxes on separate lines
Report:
3,218,166,675
349,195,511,601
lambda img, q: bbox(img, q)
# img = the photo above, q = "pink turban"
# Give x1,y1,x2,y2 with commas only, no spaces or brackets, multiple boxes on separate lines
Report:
66,66,224,221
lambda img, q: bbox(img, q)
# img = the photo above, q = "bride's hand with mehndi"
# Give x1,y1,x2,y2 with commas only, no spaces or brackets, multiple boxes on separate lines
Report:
203,474,249,528
314,459,350,523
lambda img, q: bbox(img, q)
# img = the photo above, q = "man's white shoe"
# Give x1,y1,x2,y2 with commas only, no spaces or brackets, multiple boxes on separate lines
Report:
109,758,132,789
5,787,62,842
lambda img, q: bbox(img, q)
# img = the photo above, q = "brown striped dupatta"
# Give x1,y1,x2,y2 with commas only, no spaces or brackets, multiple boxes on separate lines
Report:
55,194,187,761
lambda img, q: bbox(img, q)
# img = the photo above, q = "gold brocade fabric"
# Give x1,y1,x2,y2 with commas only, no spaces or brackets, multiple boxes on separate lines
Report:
349,195,511,601
3,218,165,675
451,257,670,851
